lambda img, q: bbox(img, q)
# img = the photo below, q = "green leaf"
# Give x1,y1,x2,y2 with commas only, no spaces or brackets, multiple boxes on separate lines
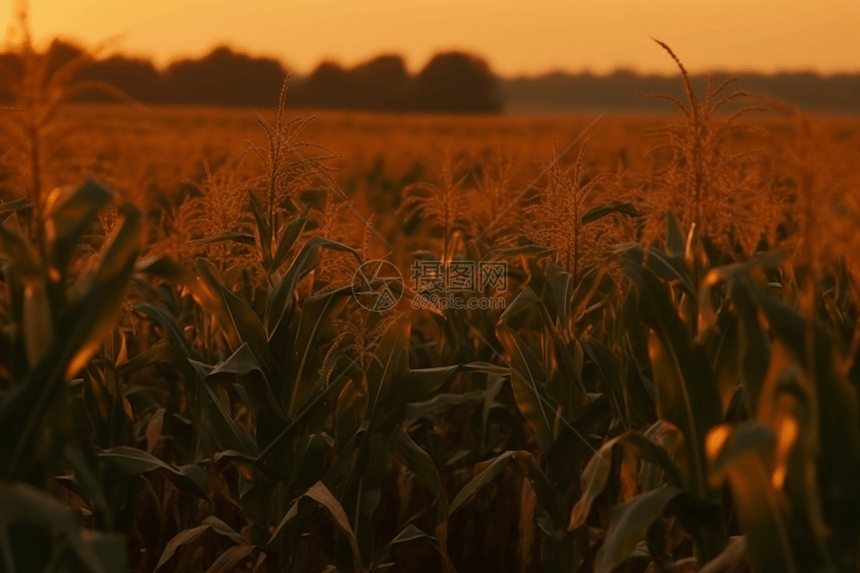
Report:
22,281,52,366
134,303,196,359
62,205,144,380
495,322,557,452
1,199,143,480
270,208,310,273
248,191,273,267
154,525,209,571
622,244,695,296
405,391,485,422
582,201,641,225
284,288,351,418
372,524,435,569
640,421,683,493
209,343,287,422
0,481,114,573
155,516,248,571
450,450,563,530
256,363,354,462
707,423,797,573
197,259,278,379
405,362,507,401
269,482,365,572
568,431,681,531
545,261,574,332
82,531,127,573
502,288,587,414
594,485,684,573
115,343,194,380
63,443,112,530
188,232,256,247
46,179,113,277
267,237,362,336
665,211,686,258
366,316,411,418
97,446,208,499
741,279,860,477
204,544,256,573
700,536,748,573
388,427,449,517
0,221,40,279
450,451,520,514
289,433,335,491
135,255,214,307
582,340,630,429
201,381,260,457
485,243,554,259
511,450,565,531
0,197,30,217
625,262,722,498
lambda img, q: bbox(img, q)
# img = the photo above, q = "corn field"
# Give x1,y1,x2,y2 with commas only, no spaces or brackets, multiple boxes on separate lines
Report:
1,34,860,573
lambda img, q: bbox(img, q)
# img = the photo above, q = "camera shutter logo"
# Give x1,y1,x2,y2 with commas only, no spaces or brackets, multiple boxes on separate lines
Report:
352,260,403,312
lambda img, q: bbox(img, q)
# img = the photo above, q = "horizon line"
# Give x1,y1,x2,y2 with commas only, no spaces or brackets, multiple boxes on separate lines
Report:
12,34,860,80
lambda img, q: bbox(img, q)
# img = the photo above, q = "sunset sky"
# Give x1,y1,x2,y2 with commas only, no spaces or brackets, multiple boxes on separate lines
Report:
5,0,858,76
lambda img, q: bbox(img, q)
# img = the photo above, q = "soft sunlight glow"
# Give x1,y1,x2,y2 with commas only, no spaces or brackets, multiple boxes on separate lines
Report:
9,0,858,75
706,424,732,460
772,416,799,490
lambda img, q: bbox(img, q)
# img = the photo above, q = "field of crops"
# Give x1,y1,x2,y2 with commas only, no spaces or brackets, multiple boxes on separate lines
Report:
2,42,860,573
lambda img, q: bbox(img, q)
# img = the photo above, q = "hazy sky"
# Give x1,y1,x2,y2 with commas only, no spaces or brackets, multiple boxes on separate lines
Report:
4,0,858,76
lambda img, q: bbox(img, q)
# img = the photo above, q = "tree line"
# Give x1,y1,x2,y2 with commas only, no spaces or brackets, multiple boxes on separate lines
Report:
0,40,503,112
500,69,860,113
1,39,857,113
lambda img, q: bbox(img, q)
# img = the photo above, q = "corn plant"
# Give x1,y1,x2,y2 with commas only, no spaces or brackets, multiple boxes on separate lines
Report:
0,180,142,572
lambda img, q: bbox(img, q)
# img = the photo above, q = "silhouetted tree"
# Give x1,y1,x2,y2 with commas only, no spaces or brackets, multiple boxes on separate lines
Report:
0,52,23,101
292,61,354,108
163,46,286,106
43,39,86,81
3,38,859,112
79,55,162,102
0,39,117,103
413,51,501,113
350,54,412,110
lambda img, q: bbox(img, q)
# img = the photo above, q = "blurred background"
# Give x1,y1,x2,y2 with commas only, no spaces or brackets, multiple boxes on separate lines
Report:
2,0,858,113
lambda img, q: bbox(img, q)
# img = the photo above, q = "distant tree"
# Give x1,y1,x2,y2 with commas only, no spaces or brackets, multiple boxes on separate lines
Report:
413,51,501,113
350,54,412,110
292,61,354,108
163,46,286,106
43,39,86,80
0,38,129,103
79,55,162,102
0,52,23,101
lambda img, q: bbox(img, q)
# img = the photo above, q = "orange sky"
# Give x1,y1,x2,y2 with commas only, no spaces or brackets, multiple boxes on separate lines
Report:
4,0,859,76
